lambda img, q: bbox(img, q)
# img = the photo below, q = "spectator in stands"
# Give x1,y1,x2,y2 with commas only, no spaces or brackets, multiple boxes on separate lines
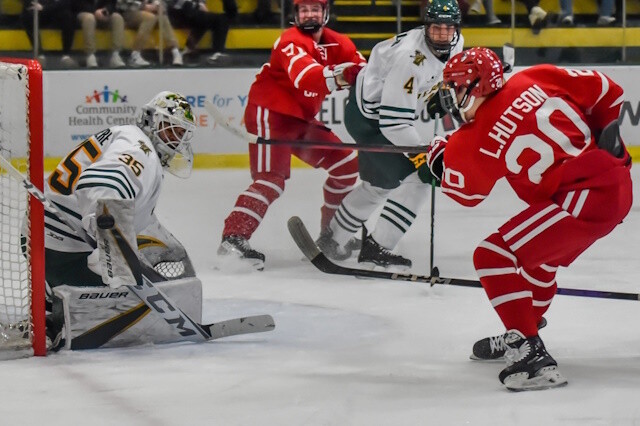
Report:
168,0,237,64
254,0,276,24
116,0,183,67
22,0,77,68
559,0,616,26
516,0,547,33
469,0,501,25
73,0,127,68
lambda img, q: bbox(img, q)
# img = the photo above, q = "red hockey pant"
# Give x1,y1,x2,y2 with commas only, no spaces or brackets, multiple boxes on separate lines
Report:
222,104,358,239
473,164,633,337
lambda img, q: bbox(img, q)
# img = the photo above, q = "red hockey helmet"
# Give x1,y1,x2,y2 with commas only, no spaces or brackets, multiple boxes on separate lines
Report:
439,47,504,122
293,0,330,34
293,0,328,5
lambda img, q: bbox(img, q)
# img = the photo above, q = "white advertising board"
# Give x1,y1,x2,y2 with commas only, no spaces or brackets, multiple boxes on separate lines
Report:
42,65,640,157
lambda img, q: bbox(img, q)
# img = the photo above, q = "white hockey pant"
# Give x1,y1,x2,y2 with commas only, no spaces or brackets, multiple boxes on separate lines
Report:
330,171,428,250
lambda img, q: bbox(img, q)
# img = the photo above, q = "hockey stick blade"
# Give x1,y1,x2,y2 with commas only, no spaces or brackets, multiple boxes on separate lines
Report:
101,211,276,342
206,314,275,340
287,216,480,288
204,100,427,154
287,216,640,301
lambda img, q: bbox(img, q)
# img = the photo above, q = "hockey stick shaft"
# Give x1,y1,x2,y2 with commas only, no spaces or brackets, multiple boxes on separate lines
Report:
0,155,94,245
502,43,515,73
429,114,439,276
1,154,275,342
205,100,427,154
287,216,640,302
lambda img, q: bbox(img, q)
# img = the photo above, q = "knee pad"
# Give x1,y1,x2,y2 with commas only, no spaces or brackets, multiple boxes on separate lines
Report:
473,232,517,272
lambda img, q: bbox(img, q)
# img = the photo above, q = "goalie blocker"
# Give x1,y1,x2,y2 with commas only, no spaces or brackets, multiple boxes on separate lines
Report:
51,198,203,350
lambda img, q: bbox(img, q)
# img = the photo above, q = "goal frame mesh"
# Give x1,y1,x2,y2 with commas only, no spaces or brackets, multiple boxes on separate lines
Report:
0,57,45,357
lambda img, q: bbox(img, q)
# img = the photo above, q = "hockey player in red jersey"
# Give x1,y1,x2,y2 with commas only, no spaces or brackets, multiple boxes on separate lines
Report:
217,0,366,270
423,47,633,391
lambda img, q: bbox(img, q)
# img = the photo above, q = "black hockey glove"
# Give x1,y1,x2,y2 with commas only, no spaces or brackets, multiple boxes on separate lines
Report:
426,90,446,120
408,152,440,186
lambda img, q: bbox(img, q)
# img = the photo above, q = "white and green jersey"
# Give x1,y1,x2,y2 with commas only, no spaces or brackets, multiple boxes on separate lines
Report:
355,27,464,147
45,125,164,253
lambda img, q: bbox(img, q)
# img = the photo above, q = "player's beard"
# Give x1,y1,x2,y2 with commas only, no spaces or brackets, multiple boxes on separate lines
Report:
298,18,323,34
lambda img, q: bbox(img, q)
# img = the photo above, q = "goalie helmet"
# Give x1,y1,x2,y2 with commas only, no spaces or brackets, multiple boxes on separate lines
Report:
439,47,503,123
293,0,329,34
138,91,197,178
423,0,461,57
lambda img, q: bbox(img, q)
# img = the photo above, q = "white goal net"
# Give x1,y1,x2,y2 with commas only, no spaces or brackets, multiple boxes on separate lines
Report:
0,59,45,359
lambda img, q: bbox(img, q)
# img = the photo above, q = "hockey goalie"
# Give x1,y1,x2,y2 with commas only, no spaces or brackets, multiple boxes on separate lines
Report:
43,91,203,351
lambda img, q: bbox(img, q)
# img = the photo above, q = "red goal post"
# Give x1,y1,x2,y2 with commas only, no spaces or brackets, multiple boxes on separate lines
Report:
0,58,45,358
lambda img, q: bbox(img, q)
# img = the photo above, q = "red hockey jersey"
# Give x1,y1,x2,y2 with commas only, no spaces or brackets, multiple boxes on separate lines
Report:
442,64,629,207
247,26,365,121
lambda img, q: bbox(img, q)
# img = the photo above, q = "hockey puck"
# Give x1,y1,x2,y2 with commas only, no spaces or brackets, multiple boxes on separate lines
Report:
97,213,115,230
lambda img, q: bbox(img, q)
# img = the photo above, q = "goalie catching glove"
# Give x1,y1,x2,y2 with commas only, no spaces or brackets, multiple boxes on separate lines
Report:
324,62,364,91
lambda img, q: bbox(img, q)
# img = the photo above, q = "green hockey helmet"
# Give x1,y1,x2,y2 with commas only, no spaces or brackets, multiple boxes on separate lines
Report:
424,0,461,57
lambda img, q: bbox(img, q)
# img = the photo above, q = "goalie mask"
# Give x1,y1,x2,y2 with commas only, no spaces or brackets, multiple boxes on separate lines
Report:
293,0,329,34
424,0,461,57
138,91,197,178
439,47,503,123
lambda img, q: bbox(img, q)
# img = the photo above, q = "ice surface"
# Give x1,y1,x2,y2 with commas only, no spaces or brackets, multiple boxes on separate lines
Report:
2,166,639,425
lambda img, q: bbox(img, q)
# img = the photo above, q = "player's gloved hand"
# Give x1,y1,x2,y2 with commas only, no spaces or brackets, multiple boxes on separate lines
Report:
323,62,364,91
407,152,435,184
425,136,447,181
426,90,446,120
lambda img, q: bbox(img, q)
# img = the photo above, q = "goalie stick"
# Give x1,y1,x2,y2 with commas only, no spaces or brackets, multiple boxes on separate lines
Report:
205,100,427,154
287,215,640,301
0,154,275,343
97,211,275,342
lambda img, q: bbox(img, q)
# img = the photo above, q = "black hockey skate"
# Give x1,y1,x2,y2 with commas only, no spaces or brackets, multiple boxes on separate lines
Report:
470,317,547,361
217,235,265,271
315,227,352,261
498,330,567,391
357,232,411,270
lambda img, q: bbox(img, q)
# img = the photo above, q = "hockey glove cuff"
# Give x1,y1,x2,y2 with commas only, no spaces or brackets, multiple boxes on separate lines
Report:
407,152,439,185
425,136,447,181
324,62,363,92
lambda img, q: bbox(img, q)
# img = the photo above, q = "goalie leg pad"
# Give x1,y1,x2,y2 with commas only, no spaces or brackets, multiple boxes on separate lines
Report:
137,217,196,279
53,277,202,350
